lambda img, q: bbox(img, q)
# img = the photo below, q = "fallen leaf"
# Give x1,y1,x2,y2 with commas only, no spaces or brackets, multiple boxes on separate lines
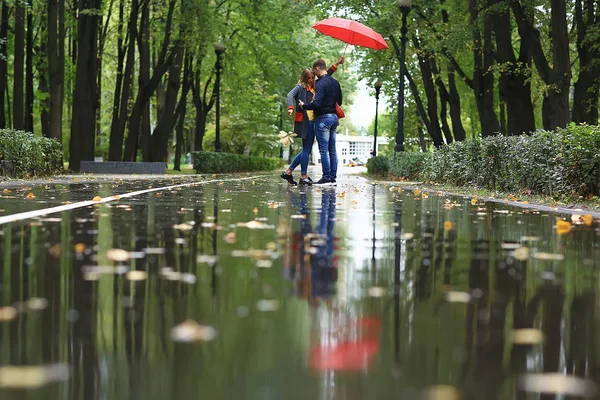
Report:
413,189,421,196
512,246,530,261
126,271,148,281
48,244,61,258
555,219,572,234
0,306,17,321
445,291,470,303
223,232,237,244
92,196,101,202
171,320,217,343
106,249,130,262
367,287,386,298
534,252,565,261
511,329,544,345
582,214,593,227
519,373,597,397
2,189,11,193
26,192,35,200
471,197,478,205
73,243,86,254
444,221,455,231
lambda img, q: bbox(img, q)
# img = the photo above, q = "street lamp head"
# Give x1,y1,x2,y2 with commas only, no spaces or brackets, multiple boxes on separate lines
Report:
397,0,412,8
214,42,226,55
374,80,383,89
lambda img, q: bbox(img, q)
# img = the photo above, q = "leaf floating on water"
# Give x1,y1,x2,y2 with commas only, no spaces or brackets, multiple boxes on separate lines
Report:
223,232,237,244
173,223,194,231
471,197,478,205
92,196,101,202
421,192,429,199
26,192,35,200
445,291,471,303
0,363,70,389
424,385,461,400
126,271,148,281
512,246,530,261
3,189,11,193
413,189,421,196
106,248,130,262
400,233,415,240
48,243,61,258
511,329,544,345
170,320,217,343
555,219,572,234
256,260,273,268
534,252,565,261
26,298,49,311
367,286,386,298
519,373,597,397
73,243,86,254
237,220,274,230
257,299,280,312
0,307,17,322
196,255,218,264
444,221,455,231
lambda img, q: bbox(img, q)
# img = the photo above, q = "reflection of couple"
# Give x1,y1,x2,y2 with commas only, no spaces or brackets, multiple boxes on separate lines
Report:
280,58,344,186
287,189,338,304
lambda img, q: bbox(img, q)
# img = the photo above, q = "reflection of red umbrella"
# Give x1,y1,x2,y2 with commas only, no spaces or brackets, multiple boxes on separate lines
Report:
309,338,380,371
312,18,388,50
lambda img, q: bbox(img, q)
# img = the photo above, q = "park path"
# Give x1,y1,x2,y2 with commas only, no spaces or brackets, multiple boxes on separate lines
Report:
0,168,598,399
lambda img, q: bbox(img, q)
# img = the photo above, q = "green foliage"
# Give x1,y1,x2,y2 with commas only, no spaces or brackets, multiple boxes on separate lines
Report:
390,152,430,181
366,156,390,176
0,130,63,177
400,124,600,197
192,151,284,174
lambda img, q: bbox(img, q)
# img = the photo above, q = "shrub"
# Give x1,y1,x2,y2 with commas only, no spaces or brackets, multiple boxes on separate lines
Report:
366,156,390,176
376,124,600,198
192,151,284,173
390,152,429,180
0,130,63,178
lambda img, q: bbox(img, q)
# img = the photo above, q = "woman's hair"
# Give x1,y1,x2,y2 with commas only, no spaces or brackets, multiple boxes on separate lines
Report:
297,68,314,86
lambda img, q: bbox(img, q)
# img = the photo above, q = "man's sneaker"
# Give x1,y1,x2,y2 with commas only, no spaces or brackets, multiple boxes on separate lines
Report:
330,178,337,184
314,177,334,185
299,177,312,185
280,171,296,185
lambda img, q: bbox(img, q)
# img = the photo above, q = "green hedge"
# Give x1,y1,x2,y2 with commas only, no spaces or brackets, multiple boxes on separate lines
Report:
368,124,600,197
192,151,284,173
0,130,63,178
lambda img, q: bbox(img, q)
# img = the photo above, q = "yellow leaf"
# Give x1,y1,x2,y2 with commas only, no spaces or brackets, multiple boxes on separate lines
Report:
444,221,455,230
92,196,101,202
555,219,572,235
582,214,593,227
471,197,478,205
26,192,35,200
73,243,86,254
2,189,11,193
413,189,421,196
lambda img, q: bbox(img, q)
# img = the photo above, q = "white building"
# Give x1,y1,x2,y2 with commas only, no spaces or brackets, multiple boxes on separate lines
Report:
311,134,389,166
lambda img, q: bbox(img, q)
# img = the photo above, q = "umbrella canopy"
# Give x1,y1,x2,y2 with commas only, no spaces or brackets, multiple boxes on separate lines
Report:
312,17,388,50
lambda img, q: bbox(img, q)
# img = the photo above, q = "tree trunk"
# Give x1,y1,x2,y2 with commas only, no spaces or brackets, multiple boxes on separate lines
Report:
512,0,571,130
36,15,51,137
150,44,184,162
572,0,599,125
48,0,65,142
24,0,34,132
13,1,25,130
108,0,135,161
447,66,466,141
173,56,192,171
0,1,9,129
69,0,100,171
139,1,151,161
489,0,535,135
405,69,440,147
470,0,500,136
191,60,216,152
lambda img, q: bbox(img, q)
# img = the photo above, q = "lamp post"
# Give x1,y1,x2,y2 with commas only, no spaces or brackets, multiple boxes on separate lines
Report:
214,42,226,152
395,0,412,154
373,79,382,157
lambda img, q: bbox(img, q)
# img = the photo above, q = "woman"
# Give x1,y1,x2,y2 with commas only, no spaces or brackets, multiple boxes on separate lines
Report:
281,58,343,186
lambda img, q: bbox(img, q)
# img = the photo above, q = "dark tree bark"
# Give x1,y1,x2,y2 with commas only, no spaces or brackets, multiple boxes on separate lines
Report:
192,59,216,152
447,66,466,141
405,69,442,147
511,0,571,130
13,1,25,129
488,0,535,135
108,0,136,160
24,0,34,132
96,0,114,149
48,0,65,141
0,1,9,128
572,0,599,124
413,36,444,147
123,0,176,161
139,1,151,160
173,56,192,171
470,0,500,136
36,15,51,137
150,43,184,162
69,0,101,171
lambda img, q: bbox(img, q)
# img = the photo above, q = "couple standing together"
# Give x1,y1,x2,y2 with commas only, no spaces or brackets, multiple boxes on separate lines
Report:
280,57,344,186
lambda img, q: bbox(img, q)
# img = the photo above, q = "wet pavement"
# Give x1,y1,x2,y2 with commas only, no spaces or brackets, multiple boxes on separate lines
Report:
0,170,600,399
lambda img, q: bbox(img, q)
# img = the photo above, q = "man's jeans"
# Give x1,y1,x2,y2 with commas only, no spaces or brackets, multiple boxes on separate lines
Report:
314,114,339,180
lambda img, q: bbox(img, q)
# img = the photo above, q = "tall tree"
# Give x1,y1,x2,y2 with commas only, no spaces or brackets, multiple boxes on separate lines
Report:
13,0,25,129
0,1,9,128
488,0,535,135
24,0,34,132
48,0,65,141
174,56,192,171
572,0,600,124
191,58,216,152
70,0,101,171
512,0,571,130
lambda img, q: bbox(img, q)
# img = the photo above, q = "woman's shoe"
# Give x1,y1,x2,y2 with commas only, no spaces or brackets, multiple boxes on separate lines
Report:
280,171,296,185
299,177,312,185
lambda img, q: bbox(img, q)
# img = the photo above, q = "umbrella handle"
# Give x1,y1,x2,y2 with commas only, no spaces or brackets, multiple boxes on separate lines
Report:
342,43,349,61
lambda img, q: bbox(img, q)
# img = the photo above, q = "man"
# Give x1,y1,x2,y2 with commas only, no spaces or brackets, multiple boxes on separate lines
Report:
299,59,342,185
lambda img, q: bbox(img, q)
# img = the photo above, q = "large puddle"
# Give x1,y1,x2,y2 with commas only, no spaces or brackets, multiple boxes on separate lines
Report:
0,175,599,399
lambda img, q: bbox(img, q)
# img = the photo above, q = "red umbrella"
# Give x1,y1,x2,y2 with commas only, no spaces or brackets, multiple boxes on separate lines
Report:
312,17,388,50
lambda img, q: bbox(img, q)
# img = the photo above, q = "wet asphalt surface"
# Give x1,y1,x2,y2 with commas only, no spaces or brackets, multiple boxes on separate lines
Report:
0,169,599,399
